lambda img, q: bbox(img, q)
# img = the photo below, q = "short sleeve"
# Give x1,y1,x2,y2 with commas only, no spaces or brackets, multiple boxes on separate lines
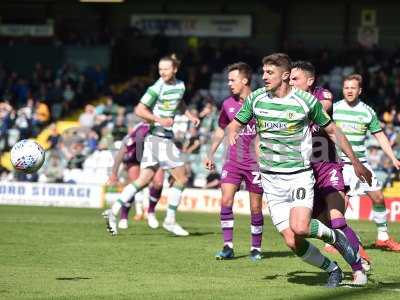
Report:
368,111,382,133
140,87,159,108
309,100,331,127
234,95,253,125
218,106,230,129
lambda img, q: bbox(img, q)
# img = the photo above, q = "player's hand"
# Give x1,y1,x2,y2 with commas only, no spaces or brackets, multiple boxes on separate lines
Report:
204,158,215,170
157,117,174,127
107,173,118,185
392,158,400,170
190,116,201,128
353,161,372,186
228,131,239,146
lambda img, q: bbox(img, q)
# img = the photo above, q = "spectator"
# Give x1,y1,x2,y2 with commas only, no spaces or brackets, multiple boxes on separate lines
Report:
79,104,96,128
47,123,61,150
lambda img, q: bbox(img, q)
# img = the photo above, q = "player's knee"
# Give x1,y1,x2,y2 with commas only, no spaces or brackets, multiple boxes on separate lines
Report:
291,224,309,237
375,193,384,204
250,204,262,214
221,196,234,207
152,181,163,190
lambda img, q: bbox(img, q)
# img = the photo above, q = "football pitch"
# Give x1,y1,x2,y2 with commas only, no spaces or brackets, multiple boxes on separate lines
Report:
1,206,400,299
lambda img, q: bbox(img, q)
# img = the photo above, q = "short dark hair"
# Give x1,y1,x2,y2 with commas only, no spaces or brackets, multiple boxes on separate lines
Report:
291,60,315,77
343,74,362,87
227,62,252,86
262,53,292,72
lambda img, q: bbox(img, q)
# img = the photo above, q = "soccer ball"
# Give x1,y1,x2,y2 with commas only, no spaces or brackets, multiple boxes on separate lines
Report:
10,139,45,173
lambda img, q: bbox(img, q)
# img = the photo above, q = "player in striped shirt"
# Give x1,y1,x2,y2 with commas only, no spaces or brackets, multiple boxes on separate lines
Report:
290,61,368,285
333,74,400,251
228,53,372,287
104,54,200,236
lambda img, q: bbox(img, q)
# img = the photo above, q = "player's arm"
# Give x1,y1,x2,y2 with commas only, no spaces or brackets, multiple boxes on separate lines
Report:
310,100,372,185
374,131,400,169
205,127,225,170
108,144,127,184
136,85,174,127
184,108,200,127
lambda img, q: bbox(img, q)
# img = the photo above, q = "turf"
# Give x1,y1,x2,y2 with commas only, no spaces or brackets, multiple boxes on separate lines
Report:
1,205,400,300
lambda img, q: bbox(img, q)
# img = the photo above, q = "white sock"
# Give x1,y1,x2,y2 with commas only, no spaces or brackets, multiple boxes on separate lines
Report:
112,184,138,216
373,205,389,241
165,186,183,223
134,191,144,215
297,240,337,272
309,219,335,244
224,242,234,249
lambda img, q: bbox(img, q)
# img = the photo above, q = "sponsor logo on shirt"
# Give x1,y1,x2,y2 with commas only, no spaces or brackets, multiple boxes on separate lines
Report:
259,121,288,130
239,124,257,136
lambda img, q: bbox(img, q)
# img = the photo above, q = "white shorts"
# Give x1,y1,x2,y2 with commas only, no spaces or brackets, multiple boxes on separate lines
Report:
141,135,184,170
342,162,381,196
261,170,315,232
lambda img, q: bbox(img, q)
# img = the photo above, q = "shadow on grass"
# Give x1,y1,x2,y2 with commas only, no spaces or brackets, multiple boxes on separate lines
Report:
261,251,294,259
56,277,92,281
187,231,216,237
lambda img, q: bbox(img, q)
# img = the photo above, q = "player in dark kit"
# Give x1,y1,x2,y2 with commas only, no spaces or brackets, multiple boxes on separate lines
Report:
204,62,264,261
107,122,164,230
290,61,368,285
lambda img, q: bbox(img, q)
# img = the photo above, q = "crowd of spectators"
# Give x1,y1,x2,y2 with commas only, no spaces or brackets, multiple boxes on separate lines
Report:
2,41,400,188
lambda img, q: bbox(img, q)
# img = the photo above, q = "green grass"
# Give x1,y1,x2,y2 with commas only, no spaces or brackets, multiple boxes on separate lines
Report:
1,206,400,299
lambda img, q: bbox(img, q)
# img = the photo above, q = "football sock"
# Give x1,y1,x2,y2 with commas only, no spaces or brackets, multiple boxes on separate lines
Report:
120,203,131,220
221,205,234,247
295,239,337,272
309,219,335,244
373,204,389,241
112,182,140,216
331,217,363,272
251,212,263,251
165,183,184,223
148,186,162,214
134,191,144,215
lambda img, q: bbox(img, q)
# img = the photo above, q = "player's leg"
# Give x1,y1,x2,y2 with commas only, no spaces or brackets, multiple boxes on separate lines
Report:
289,171,358,267
216,182,238,260
106,167,155,235
358,162,400,251
367,189,400,251
244,169,264,260
119,164,140,229
164,164,189,236
262,171,343,287
249,192,263,260
147,168,164,229
281,228,343,287
324,191,367,285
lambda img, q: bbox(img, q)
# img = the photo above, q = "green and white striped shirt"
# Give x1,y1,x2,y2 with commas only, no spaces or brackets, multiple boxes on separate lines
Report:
140,78,185,138
333,99,382,162
235,87,331,173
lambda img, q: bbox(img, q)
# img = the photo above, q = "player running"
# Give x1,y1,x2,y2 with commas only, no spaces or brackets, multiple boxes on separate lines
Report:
107,122,164,230
228,53,372,287
333,74,400,251
290,61,368,285
204,62,264,261
104,54,200,236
